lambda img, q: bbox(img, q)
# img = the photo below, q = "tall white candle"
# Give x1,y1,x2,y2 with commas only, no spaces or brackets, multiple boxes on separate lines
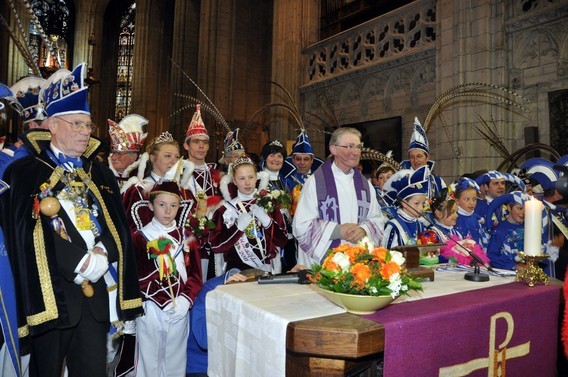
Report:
524,196,543,256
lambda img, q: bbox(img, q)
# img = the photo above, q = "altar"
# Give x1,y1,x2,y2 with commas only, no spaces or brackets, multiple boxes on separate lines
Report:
206,268,561,377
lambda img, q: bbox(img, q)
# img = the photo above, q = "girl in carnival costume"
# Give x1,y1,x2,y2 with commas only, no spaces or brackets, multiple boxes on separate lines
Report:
454,177,490,249
210,156,288,273
133,181,202,377
122,132,195,233
380,165,430,249
431,187,491,266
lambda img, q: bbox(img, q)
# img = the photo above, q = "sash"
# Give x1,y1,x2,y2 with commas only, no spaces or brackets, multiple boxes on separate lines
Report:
233,201,269,272
314,159,371,249
234,235,268,271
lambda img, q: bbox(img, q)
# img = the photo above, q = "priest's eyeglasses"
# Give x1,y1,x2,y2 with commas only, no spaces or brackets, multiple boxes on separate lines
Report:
334,143,364,151
56,117,97,134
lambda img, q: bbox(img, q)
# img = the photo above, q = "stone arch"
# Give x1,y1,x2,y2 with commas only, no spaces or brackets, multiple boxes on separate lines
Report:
514,29,559,69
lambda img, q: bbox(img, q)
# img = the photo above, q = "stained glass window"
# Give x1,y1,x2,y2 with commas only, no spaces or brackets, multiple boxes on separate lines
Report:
114,2,136,122
30,0,71,72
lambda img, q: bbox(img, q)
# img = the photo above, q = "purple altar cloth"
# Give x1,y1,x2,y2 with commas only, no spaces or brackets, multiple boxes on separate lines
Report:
363,282,559,377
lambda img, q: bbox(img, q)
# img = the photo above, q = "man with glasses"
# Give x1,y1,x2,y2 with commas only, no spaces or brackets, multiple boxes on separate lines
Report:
282,130,323,191
399,117,446,199
107,114,149,190
292,127,386,267
0,63,143,377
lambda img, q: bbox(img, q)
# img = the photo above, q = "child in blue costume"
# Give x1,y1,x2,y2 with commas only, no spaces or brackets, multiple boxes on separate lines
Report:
372,164,397,219
454,177,490,249
486,192,530,270
380,166,430,249
428,188,462,263
186,269,248,377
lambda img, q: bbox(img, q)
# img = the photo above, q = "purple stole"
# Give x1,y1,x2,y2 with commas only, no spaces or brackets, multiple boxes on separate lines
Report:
314,159,371,249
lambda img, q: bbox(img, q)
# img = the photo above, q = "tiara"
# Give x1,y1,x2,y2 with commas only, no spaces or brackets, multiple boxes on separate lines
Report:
269,140,283,147
232,155,255,170
153,131,175,145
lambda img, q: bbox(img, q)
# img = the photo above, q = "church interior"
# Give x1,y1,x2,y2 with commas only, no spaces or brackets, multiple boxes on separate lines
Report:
1,0,568,185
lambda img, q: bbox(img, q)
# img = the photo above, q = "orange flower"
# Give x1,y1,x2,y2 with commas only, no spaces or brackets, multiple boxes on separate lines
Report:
322,256,340,271
351,262,371,286
371,247,388,262
380,261,401,280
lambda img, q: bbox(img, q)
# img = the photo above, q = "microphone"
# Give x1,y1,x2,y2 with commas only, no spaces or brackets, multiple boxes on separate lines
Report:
257,270,311,284
395,196,495,276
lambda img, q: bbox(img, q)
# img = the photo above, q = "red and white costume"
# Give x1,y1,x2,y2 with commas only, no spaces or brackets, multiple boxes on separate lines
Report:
209,174,288,273
132,218,202,377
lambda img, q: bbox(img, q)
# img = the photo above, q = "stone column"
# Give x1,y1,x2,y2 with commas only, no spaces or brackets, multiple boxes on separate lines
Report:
130,0,174,142
271,0,320,154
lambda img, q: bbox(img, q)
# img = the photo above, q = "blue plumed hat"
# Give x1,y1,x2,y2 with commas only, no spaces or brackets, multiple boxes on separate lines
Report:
383,165,430,201
556,154,568,167
503,173,526,193
224,128,245,154
453,177,480,194
484,191,539,227
521,158,557,191
292,130,314,155
8,76,46,122
40,63,90,117
408,117,429,155
474,170,505,186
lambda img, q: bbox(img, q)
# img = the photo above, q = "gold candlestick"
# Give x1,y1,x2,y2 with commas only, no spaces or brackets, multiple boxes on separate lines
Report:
515,252,549,286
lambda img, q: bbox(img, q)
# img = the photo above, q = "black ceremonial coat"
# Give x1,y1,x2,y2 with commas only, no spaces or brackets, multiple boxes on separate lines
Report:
0,130,143,349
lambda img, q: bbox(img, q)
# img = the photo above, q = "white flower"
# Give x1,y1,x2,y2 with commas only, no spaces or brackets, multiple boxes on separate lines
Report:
387,273,402,298
272,190,281,199
369,286,378,294
332,252,351,271
390,250,405,266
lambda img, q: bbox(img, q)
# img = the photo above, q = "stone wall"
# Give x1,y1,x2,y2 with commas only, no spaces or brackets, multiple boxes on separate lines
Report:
297,0,568,182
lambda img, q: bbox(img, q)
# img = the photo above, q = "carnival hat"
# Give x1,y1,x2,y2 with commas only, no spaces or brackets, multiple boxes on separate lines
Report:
474,170,505,186
185,104,209,141
453,176,480,194
408,117,429,155
292,130,314,155
224,128,245,155
555,154,568,167
8,76,46,122
149,181,181,201
502,173,526,193
40,63,90,117
521,158,558,191
108,114,149,153
484,191,534,227
383,165,430,201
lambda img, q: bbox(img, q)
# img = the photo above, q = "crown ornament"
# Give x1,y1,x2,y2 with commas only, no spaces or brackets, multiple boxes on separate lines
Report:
153,131,175,146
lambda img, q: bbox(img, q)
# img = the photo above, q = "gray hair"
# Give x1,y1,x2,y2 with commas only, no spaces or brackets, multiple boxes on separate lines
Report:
329,127,362,146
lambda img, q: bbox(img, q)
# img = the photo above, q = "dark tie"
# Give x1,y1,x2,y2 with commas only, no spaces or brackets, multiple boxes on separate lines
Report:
59,153,83,168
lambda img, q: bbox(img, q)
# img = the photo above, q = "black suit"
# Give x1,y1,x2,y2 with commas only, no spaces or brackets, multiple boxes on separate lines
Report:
0,130,143,377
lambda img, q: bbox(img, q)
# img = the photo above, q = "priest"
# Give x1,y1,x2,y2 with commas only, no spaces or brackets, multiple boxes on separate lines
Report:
292,127,386,267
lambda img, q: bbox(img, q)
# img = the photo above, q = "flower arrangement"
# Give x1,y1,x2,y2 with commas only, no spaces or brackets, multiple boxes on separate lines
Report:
254,188,291,213
290,184,302,215
440,236,491,266
310,243,423,299
186,215,216,237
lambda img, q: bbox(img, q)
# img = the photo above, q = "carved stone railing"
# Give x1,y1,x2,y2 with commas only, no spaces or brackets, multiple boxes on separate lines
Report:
304,0,436,84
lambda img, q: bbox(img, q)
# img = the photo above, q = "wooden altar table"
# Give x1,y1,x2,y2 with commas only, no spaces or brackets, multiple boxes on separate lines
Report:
206,268,560,377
